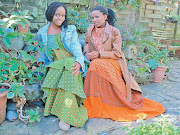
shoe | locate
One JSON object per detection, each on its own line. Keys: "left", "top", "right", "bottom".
{"left": 59, "top": 121, "right": 70, "bottom": 131}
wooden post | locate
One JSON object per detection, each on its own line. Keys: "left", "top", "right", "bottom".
{"left": 173, "top": 1, "right": 180, "bottom": 39}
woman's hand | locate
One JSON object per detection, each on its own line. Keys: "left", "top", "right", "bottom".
{"left": 89, "top": 51, "right": 100, "bottom": 60}
{"left": 85, "top": 52, "right": 90, "bottom": 61}
{"left": 71, "top": 62, "right": 81, "bottom": 76}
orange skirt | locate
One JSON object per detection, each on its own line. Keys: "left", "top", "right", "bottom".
{"left": 83, "top": 59, "right": 166, "bottom": 121}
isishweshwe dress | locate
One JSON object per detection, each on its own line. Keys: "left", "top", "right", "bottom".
{"left": 41, "top": 33, "right": 88, "bottom": 127}
{"left": 83, "top": 27, "right": 165, "bottom": 121}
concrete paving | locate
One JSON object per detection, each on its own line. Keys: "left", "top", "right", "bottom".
{"left": 0, "top": 58, "right": 179, "bottom": 135}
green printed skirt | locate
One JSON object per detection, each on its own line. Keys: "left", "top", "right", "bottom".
{"left": 41, "top": 58, "right": 88, "bottom": 127}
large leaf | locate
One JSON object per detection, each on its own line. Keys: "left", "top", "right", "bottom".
{"left": 19, "top": 50, "right": 29, "bottom": 61}
{"left": 31, "top": 12, "right": 38, "bottom": 18}
{"left": 6, "top": 33, "right": 17, "bottom": 38}
{"left": 28, "top": 45, "right": 34, "bottom": 51}
{"left": 18, "top": 10, "right": 24, "bottom": 16}
{"left": 37, "top": 75, "right": 42, "bottom": 82}
{"left": 30, "top": 56, "right": 35, "bottom": 63}
{"left": 0, "top": 28, "right": 5, "bottom": 36}
{"left": 3, "top": 38, "right": 11, "bottom": 48}
{"left": 0, "top": 20, "right": 5, "bottom": 25}
{"left": 7, "top": 92, "right": 15, "bottom": 99}
{"left": 17, "top": 90, "right": 24, "bottom": 97}
{"left": 23, "top": 10, "right": 29, "bottom": 16}
{"left": 36, "top": 115, "right": 40, "bottom": 122}
{"left": 0, "top": 10, "right": 8, "bottom": 17}
{"left": 10, "top": 64, "right": 18, "bottom": 71}
{"left": 9, "top": 60, "right": 18, "bottom": 65}
{"left": 29, "top": 117, "right": 36, "bottom": 123}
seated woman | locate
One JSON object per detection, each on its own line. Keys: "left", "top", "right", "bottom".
{"left": 83, "top": 6, "right": 166, "bottom": 121}
{"left": 37, "top": 2, "right": 88, "bottom": 130}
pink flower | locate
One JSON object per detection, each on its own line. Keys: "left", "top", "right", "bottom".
{"left": 141, "top": 65, "right": 143, "bottom": 67}
{"left": 34, "top": 41, "right": 38, "bottom": 45}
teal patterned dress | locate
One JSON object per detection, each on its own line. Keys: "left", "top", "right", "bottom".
{"left": 41, "top": 33, "right": 88, "bottom": 127}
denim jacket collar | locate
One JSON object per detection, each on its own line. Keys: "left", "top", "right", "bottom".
{"left": 37, "top": 23, "right": 68, "bottom": 46}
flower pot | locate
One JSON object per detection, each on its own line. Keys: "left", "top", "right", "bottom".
{"left": 18, "top": 24, "right": 29, "bottom": 33}
{"left": 0, "top": 90, "right": 8, "bottom": 124}
{"left": 152, "top": 66, "right": 168, "bottom": 83}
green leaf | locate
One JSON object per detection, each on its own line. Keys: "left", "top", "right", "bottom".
{"left": 10, "top": 64, "right": 18, "bottom": 71}
{"left": 6, "top": 33, "right": 17, "bottom": 38}
{"left": 0, "top": 29, "right": 5, "bottom": 36}
{"left": 29, "top": 80, "right": 34, "bottom": 84}
{"left": 18, "top": 10, "right": 24, "bottom": 16}
{"left": 3, "top": 38, "right": 11, "bottom": 48}
{"left": 29, "top": 117, "right": 36, "bottom": 123}
{"left": 17, "top": 90, "right": 24, "bottom": 97}
{"left": 37, "top": 75, "right": 42, "bottom": 82}
{"left": 0, "top": 10, "right": 8, "bottom": 17}
{"left": 9, "top": 60, "right": 18, "bottom": 65}
{"left": 31, "top": 12, "right": 38, "bottom": 18}
{"left": 20, "top": 69, "right": 24, "bottom": 75}
{"left": 2, "top": 77, "right": 7, "bottom": 80}
{"left": 18, "top": 74, "right": 23, "bottom": 82}
{"left": 15, "top": 0, "right": 20, "bottom": 2}
{"left": 36, "top": 116, "right": 40, "bottom": 122}
{"left": 30, "top": 56, "right": 35, "bottom": 63}
{"left": 23, "top": 10, "right": 29, "bottom": 16}
{"left": 28, "top": 45, "right": 34, "bottom": 51}
{"left": 7, "top": 92, "right": 15, "bottom": 99}
{"left": 20, "top": 50, "right": 29, "bottom": 61}
{"left": 0, "top": 20, "right": 5, "bottom": 25}
{"left": 27, "top": 73, "right": 32, "bottom": 78}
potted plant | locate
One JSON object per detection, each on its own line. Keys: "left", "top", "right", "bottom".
{"left": 0, "top": 9, "right": 38, "bottom": 57}
{"left": 147, "top": 47, "right": 170, "bottom": 83}
{"left": 13, "top": 10, "right": 38, "bottom": 33}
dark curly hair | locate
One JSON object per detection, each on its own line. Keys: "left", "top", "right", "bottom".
{"left": 91, "top": 6, "right": 116, "bottom": 26}
{"left": 45, "top": 2, "right": 68, "bottom": 28}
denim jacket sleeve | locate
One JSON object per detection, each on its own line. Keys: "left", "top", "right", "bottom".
{"left": 68, "top": 26, "right": 85, "bottom": 72}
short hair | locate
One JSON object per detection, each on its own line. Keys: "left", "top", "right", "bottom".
{"left": 91, "top": 6, "right": 116, "bottom": 26}
{"left": 45, "top": 2, "right": 68, "bottom": 28}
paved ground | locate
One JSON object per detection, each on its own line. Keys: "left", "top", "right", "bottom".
{"left": 0, "top": 58, "right": 180, "bottom": 135}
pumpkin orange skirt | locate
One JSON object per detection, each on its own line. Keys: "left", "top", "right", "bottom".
{"left": 83, "top": 59, "right": 166, "bottom": 121}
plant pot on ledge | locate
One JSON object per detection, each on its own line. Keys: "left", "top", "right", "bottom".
{"left": 18, "top": 24, "right": 29, "bottom": 34}
{"left": 0, "top": 83, "right": 11, "bottom": 124}
{"left": 152, "top": 66, "right": 168, "bottom": 83}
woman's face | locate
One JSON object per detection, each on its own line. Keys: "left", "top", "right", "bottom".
{"left": 91, "top": 10, "right": 107, "bottom": 28}
{"left": 52, "top": 6, "right": 66, "bottom": 26}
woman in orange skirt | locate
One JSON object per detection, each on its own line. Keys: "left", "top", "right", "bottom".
{"left": 83, "top": 6, "right": 166, "bottom": 121}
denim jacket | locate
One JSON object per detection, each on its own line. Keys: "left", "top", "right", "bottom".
{"left": 37, "top": 23, "right": 86, "bottom": 72}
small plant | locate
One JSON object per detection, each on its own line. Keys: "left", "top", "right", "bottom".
{"left": 25, "top": 107, "right": 41, "bottom": 123}
{"left": 123, "top": 115, "right": 180, "bottom": 135}
{"left": 7, "top": 83, "right": 24, "bottom": 100}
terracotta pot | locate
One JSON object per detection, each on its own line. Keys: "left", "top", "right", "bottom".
{"left": 152, "top": 66, "right": 168, "bottom": 83}
{"left": 0, "top": 91, "right": 8, "bottom": 124}
{"left": 18, "top": 24, "right": 29, "bottom": 33}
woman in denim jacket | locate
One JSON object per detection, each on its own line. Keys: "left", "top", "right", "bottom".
{"left": 37, "top": 2, "right": 88, "bottom": 131}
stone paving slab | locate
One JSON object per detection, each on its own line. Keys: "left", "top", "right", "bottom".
{"left": 0, "top": 59, "right": 180, "bottom": 135}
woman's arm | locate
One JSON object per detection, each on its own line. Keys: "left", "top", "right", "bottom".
{"left": 69, "top": 25, "right": 85, "bottom": 72}
{"left": 99, "top": 27, "right": 122, "bottom": 59}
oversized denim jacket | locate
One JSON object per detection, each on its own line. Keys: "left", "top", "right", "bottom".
{"left": 37, "top": 23, "right": 86, "bottom": 72}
